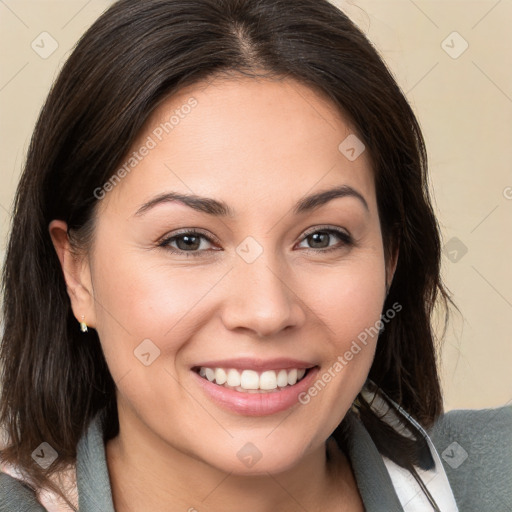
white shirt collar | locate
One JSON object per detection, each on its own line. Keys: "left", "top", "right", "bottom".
{"left": 361, "top": 385, "right": 459, "bottom": 511}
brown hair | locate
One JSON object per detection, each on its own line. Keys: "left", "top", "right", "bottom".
{"left": 0, "top": 0, "right": 454, "bottom": 508}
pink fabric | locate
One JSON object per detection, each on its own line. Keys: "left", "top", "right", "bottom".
{"left": 0, "top": 461, "right": 78, "bottom": 511}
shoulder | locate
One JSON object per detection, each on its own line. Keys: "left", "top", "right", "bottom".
{"left": 0, "top": 471, "right": 46, "bottom": 511}
{"left": 427, "top": 405, "right": 512, "bottom": 511}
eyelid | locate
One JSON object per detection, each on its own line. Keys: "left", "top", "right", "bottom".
{"left": 300, "top": 224, "right": 351, "bottom": 240}
{"left": 157, "top": 227, "right": 219, "bottom": 246}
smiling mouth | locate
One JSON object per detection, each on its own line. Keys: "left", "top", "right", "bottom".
{"left": 192, "top": 366, "right": 315, "bottom": 393}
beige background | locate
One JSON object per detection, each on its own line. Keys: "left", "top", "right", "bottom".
{"left": 0, "top": 0, "right": 510, "bottom": 412}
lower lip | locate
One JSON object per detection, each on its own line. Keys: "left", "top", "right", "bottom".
{"left": 191, "top": 367, "right": 320, "bottom": 416}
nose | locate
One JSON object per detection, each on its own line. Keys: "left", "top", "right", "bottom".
{"left": 220, "top": 252, "right": 307, "bottom": 338}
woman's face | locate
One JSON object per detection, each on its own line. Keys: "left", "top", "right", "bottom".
{"left": 58, "top": 76, "right": 396, "bottom": 474}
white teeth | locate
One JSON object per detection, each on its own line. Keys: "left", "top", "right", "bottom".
{"left": 226, "top": 368, "right": 241, "bottom": 387}
{"left": 197, "top": 366, "right": 310, "bottom": 391}
{"left": 259, "top": 370, "right": 278, "bottom": 390}
{"left": 214, "top": 368, "right": 227, "bottom": 385}
{"left": 276, "top": 369, "right": 289, "bottom": 387}
{"left": 240, "top": 370, "right": 259, "bottom": 390}
{"left": 287, "top": 369, "right": 298, "bottom": 386}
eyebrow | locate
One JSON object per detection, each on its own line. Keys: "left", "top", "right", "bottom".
{"left": 133, "top": 184, "right": 369, "bottom": 218}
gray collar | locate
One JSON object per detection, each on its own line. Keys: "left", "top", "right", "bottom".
{"left": 76, "top": 409, "right": 116, "bottom": 512}
{"left": 342, "top": 411, "right": 404, "bottom": 511}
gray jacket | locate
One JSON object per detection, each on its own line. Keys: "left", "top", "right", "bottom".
{"left": 1, "top": 404, "right": 511, "bottom": 511}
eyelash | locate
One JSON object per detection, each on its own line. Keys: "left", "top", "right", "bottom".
{"left": 157, "top": 226, "right": 354, "bottom": 258}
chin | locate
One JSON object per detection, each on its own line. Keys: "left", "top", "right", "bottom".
{"left": 199, "top": 436, "right": 314, "bottom": 476}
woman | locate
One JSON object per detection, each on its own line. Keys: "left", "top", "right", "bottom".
{"left": 0, "top": 0, "right": 510, "bottom": 510}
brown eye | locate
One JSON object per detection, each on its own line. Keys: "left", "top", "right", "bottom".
{"left": 297, "top": 227, "right": 353, "bottom": 253}
{"left": 158, "top": 230, "right": 216, "bottom": 257}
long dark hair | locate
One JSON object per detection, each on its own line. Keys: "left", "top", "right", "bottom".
{"left": 0, "top": 0, "right": 453, "bottom": 507}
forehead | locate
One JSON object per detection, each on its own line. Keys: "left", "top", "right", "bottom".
{"left": 98, "top": 75, "right": 375, "bottom": 219}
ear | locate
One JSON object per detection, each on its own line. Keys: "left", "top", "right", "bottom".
{"left": 48, "top": 219, "right": 97, "bottom": 330}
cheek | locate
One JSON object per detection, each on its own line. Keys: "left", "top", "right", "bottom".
{"left": 305, "top": 254, "right": 387, "bottom": 344}
{"left": 90, "top": 245, "right": 223, "bottom": 376}
{"left": 281, "top": 257, "right": 388, "bottom": 447}
{"left": 298, "top": 252, "right": 387, "bottom": 394}
{"left": 336, "top": 269, "right": 385, "bottom": 342}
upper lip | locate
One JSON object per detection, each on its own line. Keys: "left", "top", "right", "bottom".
{"left": 191, "top": 357, "right": 317, "bottom": 372}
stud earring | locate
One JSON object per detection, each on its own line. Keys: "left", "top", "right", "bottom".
{"left": 80, "top": 315, "right": 88, "bottom": 333}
